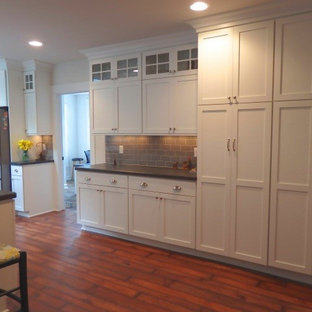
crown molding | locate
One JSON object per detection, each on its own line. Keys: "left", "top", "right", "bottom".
{"left": 0, "top": 58, "right": 23, "bottom": 71}
{"left": 22, "top": 60, "right": 53, "bottom": 72}
{"left": 188, "top": 0, "right": 312, "bottom": 32}
{"left": 81, "top": 30, "right": 197, "bottom": 60}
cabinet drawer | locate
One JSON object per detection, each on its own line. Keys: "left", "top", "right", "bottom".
{"left": 129, "top": 176, "right": 195, "bottom": 196}
{"left": 11, "top": 165, "right": 23, "bottom": 176}
{"left": 77, "top": 171, "right": 128, "bottom": 188}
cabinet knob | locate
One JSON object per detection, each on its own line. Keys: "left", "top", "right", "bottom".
{"left": 140, "top": 182, "right": 148, "bottom": 188}
{"left": 173, "top": 127, "right": 176, "bottom": 132}
{"left": 233, "top": 96, "right": 238, "bottom": 104}
{"left": 173, "top": 186, "right": 182, "bottom": 191}
{"left": 111, "top": 178, "right": 117, "bottom": 184}
{"left": 227, "top": 96, "right": 232, "bottom": 104}
{"left": 85, "top": 177, "right": 91, "bottom": 182}
{"left": 169, "top": 128, "right": 172, "bottom": 132}
{"left": 14, "top": 169, "right": 18, "bottom": 173}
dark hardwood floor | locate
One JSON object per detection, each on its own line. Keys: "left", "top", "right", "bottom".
{"left": 13, "top": 209, "right": 312, "bottom": 312}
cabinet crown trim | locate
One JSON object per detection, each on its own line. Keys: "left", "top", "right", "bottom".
{"left": 81, "top": 31, "right": 197, "bottom": 61}
{"left": 22, "top": 60, "right": 53, "bottom": 72}
{"left": 188, "top": 0, "right": 312, "bottom": 32}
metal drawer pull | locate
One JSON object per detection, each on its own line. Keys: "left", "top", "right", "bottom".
{"left": 85, "top": 177, "right": 91, "bottom": 182}
{"left": 140, "top": 182, "right": 148, "bottom": 188}
{"left": 173, "top": 186, "right": 182, "bottom": 191}
{"left": 111, "top": 179, "right": 117, "bottom": 184}
{"left": 233, "top": 139, "right": 236, "bottom": 152}
{"left": 227, "top": 139, "right": 230, "bottom": 151}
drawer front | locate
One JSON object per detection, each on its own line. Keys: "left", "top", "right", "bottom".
{"left": 129, "top": 176, "right": 195, "bottom": 196}
{"left": 11, "top": 165, "right": 23, "bottom": 176}
{"left": 77, "top": 171, "right": 128, "bottom": 188}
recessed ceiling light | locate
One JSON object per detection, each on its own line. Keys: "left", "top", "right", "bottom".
{"left": 28, "top": 41, "right": 43, "bottom": 47}
{"left": 190, "top": 1, "right": 209, "bottom": 11}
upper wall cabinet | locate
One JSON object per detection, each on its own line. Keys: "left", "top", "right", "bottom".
{"left": 23, "top": 61, "right": 52, "bottom": 136}
{"left": 143, "top": 44, "right": 198, "bottom": 79}
{"left": 90, "top": 54, "right": 141, "bottom": 83}
{"left": 274, "top": 12, "right": 312, "bottom": 101}
{"left": 198, "top": 20, "right": 274, "bottom": 105}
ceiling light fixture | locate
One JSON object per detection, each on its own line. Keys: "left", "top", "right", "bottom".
{"left": 28, "top": 40, "right": 43, "bottom": 47}
{"left": 190, "top": 1, "right": 209, "bottom": 11}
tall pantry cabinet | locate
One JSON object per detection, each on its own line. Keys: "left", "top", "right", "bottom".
{"left": 269, "top": 12, "right": 312, "bottom": 274}
{"left": 197, "top": 20, "right": 274, "bottom": 264}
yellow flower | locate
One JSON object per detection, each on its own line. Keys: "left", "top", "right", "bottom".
{"left": 17, "top": 139, "right": 33, "bottom": 151}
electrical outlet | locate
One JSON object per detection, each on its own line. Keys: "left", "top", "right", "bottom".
{"left": 194, "top": 147, "right": 197, "bottom": 157}
{"left": 119, "top": 145, "right": 124, "bottom": 154}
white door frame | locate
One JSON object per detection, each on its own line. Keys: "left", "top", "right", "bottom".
{"left": 53, "top": 82, "right": 89, "bottom": 211}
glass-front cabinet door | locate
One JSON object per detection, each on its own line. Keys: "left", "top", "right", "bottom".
{"left": 143, "top": 44, "right": 198, "bottom": 79}
{"left": 90, "top": 54, "right": 141, "bottom": 83}
{"left": 23, "top": 71, "right": 35, "bottom": 92}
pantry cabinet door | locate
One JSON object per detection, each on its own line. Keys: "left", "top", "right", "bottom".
{"left": 102, "top": 186, "right": 128, "bottom": 234}
{"left": 77, "top": 184, "right": 103, "bottom": 228}
{"left": 196, "top": 105, "right": 232, "bottom": 255}
{"left": 230, "top": 103, "right": 271, "bottom": 264}
{"left": 25, "top": 92, "right": 37, "bottom": 135}
{"left": 198, "top": 28, "right": 233, "bottom": 105}
{"left": 172, "top": 75, "right": 197, "bottom": 134}
{"left": 160, "top": 194, "right": 195, "bottom": 248}
{"left": 129, "top": 190, "right": 161, "bottom": 240}
{"left": 233, "top": 21, "right": 274, "bottom": 103}
{"left": 91, "top": 85, "right": 117, "bottom": 133}
{"left": 143, "top": 78, "right": 171, "bottom": 134}
{"left": 274, "top": 13, "right": 312, "bottom": 101}
{"left": 118, "top": 81, "right": 142, "bottom": 134}
{"left": 269, "top": 100, "right": 312, "bottom": 274}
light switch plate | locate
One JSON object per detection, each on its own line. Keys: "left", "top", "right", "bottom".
{"left": 194, "top": 147, "right": 197, "bottom": 157}
{"left": 119, "top": 145, "right": 124, "bottom": 154}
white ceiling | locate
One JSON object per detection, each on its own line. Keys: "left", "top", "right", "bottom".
{"left": 0, "top": 0, "right": 277, "bottom": 64}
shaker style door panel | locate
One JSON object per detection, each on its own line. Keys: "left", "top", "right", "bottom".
{"left": 233, "top": 21, "right": 274, "bottom": 103}
{"left": 91, "top": 86, "right": 117, "bottom": 133}
{"left": 198, "top": 28, "right": 233, "bottom": 105}
{"left": 230, "top": 103, "right": 271, "bottom": 264}
{"left": 196, "top": 105, "right": 232, "bottom": 255}
{"left": 118, "top": 81, "right": 142, "bottom": 134}
{"left": 25, "top": 92, "right": 37, "bottom": 135}
{"left": 274, "top": 13, "right": 312, "bottom": 100}
{"left": 269, "top": 101, "right": 312, "bottom": 274}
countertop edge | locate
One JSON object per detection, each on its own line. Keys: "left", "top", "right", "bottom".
{"left": 11, "top": 160, "right": 54, "bottom": 166}
{"left": 76, "top": 166, "right": 197, "bottom": 181}
{"left": 0, "top": 191, "right": 16, "bottom": 201}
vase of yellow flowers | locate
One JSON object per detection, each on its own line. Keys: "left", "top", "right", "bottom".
{"left": 18, "top": 139, "right": 33, "bottom": 162}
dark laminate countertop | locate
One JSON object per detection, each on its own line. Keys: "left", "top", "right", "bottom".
{"left": 0, "top": 191, "right": 16, "bottom": 201}
{"left": 11, "top": 159, "right": 54, "bottom": 166}
{"left": 76, "top": 164, "right": 197, "bottom": 181}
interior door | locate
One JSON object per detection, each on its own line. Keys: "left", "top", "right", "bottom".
{"left": 196, "top": 105, "right": 232, "bottom": 255}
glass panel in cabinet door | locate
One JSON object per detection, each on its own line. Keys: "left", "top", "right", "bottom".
{"left": 191, "top": 48, "right": 198, "bottom": 59}
{"left": 117, "top": 59, "right": 127, "bottom": 69}
{"left": 158, "top": 63, "right": 169, "bottom": 74}
{"left": 146, "top": 55, "right": 156, "bottom": 65}
{"left": 191, "top": 59, "right": 198, "bottom": 70}
{"left": 25, "top": 75, "right": 29, "bottom": 82}
{"left": 102, "top": 72, "right": 111, "bottom": 80}
{"left": 117, "top": 69, "right": 127, "bottom": 79}
{"left": 128, "top": 68, "right": 138, "bottom": 77}
{"left": 92, "top": 64, "right": 101, "bottom": 73}
{"left": 92, "top": 73, "right": 101, "bottom": 82}
{"left": 29, "top": 83, "right": 33, "bottom": 90}
{"left": 178, "top": 49, "right": 190, "bottom": 60}
{"left": 146, "top": 65, "right": 156, "bottom": 75}
{"left": 128, "top": 58, "right": 138, "bottom": 68}
{"left": 177, "top": 61, "right": 190, "bottom": 71}
{"left": 102, "top": 62, "right": 111, "bottom": 71}
{"left": 158, "top": 53, "right": 169, "bottom": 63}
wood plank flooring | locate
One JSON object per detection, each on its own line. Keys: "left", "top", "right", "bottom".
{"left": 13, "top": 209, "right": 312, "bottom": 312}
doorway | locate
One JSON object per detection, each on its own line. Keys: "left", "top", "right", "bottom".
{"left": 61, "top": 92, "right": 90, "bottom": 209}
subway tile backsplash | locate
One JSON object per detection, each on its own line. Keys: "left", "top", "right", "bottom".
{"left": 106, "top": 136, "right": 197, "bottom": 169}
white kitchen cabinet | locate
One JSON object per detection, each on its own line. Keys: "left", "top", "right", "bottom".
{"left": 197, "top": 103, "right": 271, "bottom": 264}
{"left": 23, "top": 61, "right": 52, "bottom": 135}
{"left": 269, "top": 100, "right": 312, "bottom": 274}
{"left": 274, "top": 13, "right": 312, "bottom": 101}
{"left": 143, "top": 44, "right": 197, "bottom": 80}
{"left": 129, "top": 176, "right": 196, "bottom": 248}
{"left": 91, "top": 54, "right": 141, "bottom": 83}
{"left": 91, "top": 80, "right": 142, "bottom": 134}
{"left": 198, "top": 20, "right": 273, "bottom": 105}
{"left": 11, "top": 163, "right": 55, "bottom": 217}
{"left": 143, "top": 75, "right": 197, "bottom": 134}
{"left": 76, "top": 171, "right": 129, "bottom": 234}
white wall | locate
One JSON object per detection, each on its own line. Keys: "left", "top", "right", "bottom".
{"left": 53, "top": 59, "right": 88, "bottom": 85}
